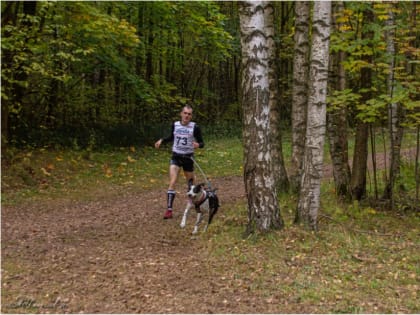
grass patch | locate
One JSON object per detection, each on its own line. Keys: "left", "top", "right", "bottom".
{"left": 1, "top": 137, "right": 244, "bottom": 205}
{"left": 203, "top": 200, "right": 420, "bottom": 313}
{"left": 3, "top": 129, "right": 418, "bottom": 205}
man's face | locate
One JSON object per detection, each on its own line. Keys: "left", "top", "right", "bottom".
{"left": 181, "top": 108, "right": 193, "bottom": 125}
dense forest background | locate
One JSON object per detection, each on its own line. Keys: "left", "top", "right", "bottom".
{"left": 2, "top": 1, "right": 242, "bottom": 147}
{"left": 2, "top": 1, "right": 419, "bottom": 149}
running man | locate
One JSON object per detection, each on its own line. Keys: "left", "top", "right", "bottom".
{"left": 154, "top": 105, "right": 205, "bottom": 219}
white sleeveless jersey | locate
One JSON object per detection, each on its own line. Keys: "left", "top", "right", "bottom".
{"left": 172, "top": 121, "right": 196, "bottom": 155}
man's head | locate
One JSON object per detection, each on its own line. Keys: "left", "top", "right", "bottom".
{"left": 180, "top": 105, "right": 193, "bottom": 125}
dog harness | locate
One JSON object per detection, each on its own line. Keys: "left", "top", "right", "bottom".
{"left": 194, "top": 190, "right": 208, "bottom": 211}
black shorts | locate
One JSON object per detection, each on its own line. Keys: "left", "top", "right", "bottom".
{"left": 170, "top": 153, "right": 194, "bottom": 172}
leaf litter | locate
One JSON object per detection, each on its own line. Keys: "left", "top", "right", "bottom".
{"left": 2, "top": 150, "right": 419, "bottom": 313}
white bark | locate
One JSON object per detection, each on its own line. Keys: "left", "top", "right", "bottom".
{"left": 239, "top": 1, "right": 283, "bottom": 234}
{"left": 384, "top": 6, "right": 404, "bottom": 201}
{"left": 297, "top": 1, "right": 331, "bottom": 230}
{"left": 291, "top": 1, "right": 310, "bottom": 192}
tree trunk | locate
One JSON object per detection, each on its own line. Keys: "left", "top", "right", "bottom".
{"left": 383, "top": 5, "right": 404, "bottom": 204}
{"left": 290, "top": 1, "right": 310, "bottom": 192}
{"left": 350, "top": 6, "right": 374, "bottom": 201}
{"left": 146, "top": 9, "right": 154, "bottom": 82}
{"left": 270, "top": 3, "right": 289, "bottom": 193}
{"left": 351, "top": 122, "right": 369, "bottom": 200}
{"left": 270, "top": 101, "right": 289, "bottom": 193}
{"left": 296, "top": 1, "right": 331, "bottom": 230}
{"left": 239, "top": 1, "right": 284, "bottom": 235}
{"left": 327, "top": 1, "right": 351, "bottom": 199}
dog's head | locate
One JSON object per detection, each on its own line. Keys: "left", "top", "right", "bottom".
{"left": 187, "top": 183, "right": 205, "bottom": 200}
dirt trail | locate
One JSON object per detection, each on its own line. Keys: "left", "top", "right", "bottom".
{"left": 1, "top": 177, "right": 249, "bottom": 314}
{"left": 1, "top": 148, "right": 417, "bottom": 313}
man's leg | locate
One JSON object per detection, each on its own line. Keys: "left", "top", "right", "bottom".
{"left": 184, "top": 171, "right": 195, "bottom": 190}
{"left": 164, "top": 164, "right": 180, "bottom": 219}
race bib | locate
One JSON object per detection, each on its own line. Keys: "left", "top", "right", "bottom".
{"left": 172, "top": 121, "right": 195, "bottom": 154}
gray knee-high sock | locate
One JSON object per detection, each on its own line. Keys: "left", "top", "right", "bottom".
{"left": 167, "top": 190, "right": 176, "bottom": 210}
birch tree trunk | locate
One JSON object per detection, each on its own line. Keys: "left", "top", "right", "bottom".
{"left": 296, "top": 1, "right": 331, "bottom": 230}
{"left": 327, "top": 1, "right": 351, "bottom": 199}
{"left": 383, "top": 5, "right": 404, "bottom": 204}
{"left": 239, "top": 1, "right": 284, "bottom": 235}
{"left": 270, "top": 4, "right": 289, "bottom": 193}
{"left": 291, "top": 1, "right": 310, "bottom": 193}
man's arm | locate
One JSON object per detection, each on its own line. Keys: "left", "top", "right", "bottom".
{"left": 161, "top": 123, "right": 175, "bottom": 144}
{"left": 155, "top": 123, "right": 175, "bottom": 148}
{"left": 193, "top": 124, "right": 204, "bottom": 148}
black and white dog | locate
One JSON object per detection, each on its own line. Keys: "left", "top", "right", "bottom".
{"left": 180, "top": 183, "right": 220, "bottom": 234}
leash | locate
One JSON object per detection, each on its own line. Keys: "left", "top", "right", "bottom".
{"left": 189, "top": 156, "right": 212, "bottom": 190}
